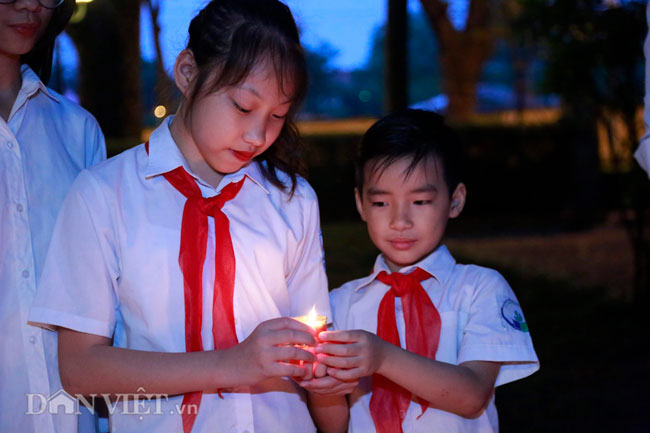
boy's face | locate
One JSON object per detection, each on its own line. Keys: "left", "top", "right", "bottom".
{"left": 355, "top": 156, "right": 465, "bottom": 272}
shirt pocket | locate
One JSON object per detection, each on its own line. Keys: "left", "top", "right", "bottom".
{"left": 436, "top": 310, "right": 461, "bottom": 364}
{"left": 118, "top": 223, "right": 186, "bottom": 351}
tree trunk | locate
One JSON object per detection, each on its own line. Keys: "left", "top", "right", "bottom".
{"left": 385, "top": 0, "right": 408, "bottom": 113}
{"left": 419, "top": 0, "right": 494, "bottom": 122}
{"left": 146, "top": 0, "right": 175, "bottom": 111}
{"left": 67, "top": 0, "right": 141, "bottom": 140}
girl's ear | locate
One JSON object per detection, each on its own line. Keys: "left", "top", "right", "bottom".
{"left": 449, "top": 182, "right": 467, "bottom": 219}
{"left": 174, "top": 49, "right": 198, "bottom": 98}
{"left": 354, "top": 188, "right": 367, "bottom": 222}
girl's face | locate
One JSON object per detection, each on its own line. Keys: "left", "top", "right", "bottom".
{"left": 0, "top": 0, "right": 53, "bottom": 59}
{"left": 183, "top": 61, "right": 293, "bottom": 178}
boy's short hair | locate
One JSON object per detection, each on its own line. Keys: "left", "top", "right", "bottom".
{"left": 355, "top": 109, "right": 464, "bottom": 197}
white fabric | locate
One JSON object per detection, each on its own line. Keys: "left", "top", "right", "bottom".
{"left": 29, "top": 117, "right": 330, "bottom": 433}
{"left": 0, "top": 65, "right": 106, "bottom": 433}
{"left": 635, "top": 1, "right": 650, "bottom": 176}
{"left": 330, "top": 245, "right": 539, "bottom": 433}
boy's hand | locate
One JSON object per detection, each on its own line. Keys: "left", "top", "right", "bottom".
{"left": 298, "top": 352, "right": 328, "bottom": 382}
{"left": 299, "top": 366, "right": 359, "bottom": 396}
{"left": 313, "top": 356, "right": 328, "bottom": 378}
{"left": 316, "top": 330, "right": 389, "bottom": 381}
{"left": 293, "top": 330, "right": 330, "bottom": 381}
{"left": 231, "top": 318, "right": 316, "bottom": 386}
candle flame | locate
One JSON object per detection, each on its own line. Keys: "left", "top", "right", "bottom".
{"left": 307, "top": 305, "right": 317, "bottom": 322}
{"left": 303, "top": 305, "right": 324, "bottom": 330}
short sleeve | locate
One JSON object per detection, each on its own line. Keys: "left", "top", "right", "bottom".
{"left": 28, "top": 171, "right": 119, "bottom": 338}
{"left": 84, "top": 115, "right": 107, "bottom": 168}
{"left": 328, "top": 286, "right": 348, "bottom": 331}
{"left": 456, "top": 269, "right": 539, "bottom": 386}
{"left": 284, "top": 181, "right": 332, "bottom": 322}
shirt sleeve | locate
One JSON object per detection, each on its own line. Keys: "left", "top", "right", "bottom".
{"left": 328, "top": 286, "right": 347, "bottom": 331}
{"left": 84, "top": 115, "right": 107, "bottom": 168}
{"left": 28, "top": 171, "right": 120, "bottom": 338}
{"left": 456, "top": 268, "right": 539, "bottom": 387}
{"left": 284, "top": 182, "right": 332, "bottom": 323}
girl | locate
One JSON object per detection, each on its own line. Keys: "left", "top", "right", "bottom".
{"left": 0, "top": 0, "right": 106, "bottom": 431}
{"left": 29, "top": 1, "right": 330, "bottom": 432}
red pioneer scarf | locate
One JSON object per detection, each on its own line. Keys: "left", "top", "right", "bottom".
{"left": 369, "top": 267, "right": 441, "bottom": 433}
{"left": 146, "top": 142, "right": 244, "bottom": 432}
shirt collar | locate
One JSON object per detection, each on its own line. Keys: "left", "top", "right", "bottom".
{"left": 9, "top": 66, "right": 59, "bottom": 120}
{"left": 20, "top": 65, "right": 58, "bottom": 102}
{"left": 144, "top": 115, "right": 269, "bottom": 195}
{"left": 354, "top": 244, "right": 456, "bottom": 292}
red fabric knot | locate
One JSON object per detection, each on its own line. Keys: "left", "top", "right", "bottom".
{"left": 145, "top": 144, "right": 245, "bottom": 433}
{"left": 196, "top": 186, "right": 240, "bottom": 216}
{"left": 376, "top": 267, "right": 430, "bottom": 297}
{"left": 370, "top": 267, "right": 441, "bottom": 433}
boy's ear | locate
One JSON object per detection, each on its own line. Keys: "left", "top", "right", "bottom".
{"left": 174, "top": 49, "right": 198, "bottom": 98}
{"left": 449, "top": 182, "right": 466, "bottom": 219}
{"left": 354, "top": 188, "right": 367, "bottom": 222}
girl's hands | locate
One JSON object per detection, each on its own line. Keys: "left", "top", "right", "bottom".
{"left": 315, "top": 330, "right": 389, "bottom": 381}
{"left": 229, "top": 317, "right": 317, "bottom": 386}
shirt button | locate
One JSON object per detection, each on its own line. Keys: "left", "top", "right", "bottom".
{"left": 6, "top": 141, "right": 13, "bottom": 148}
{"left": 22, "top": 269, "right": 30, "bottom": 278}
{"left": 17, "top": 204, "right": 24, "bottom": 212}
{"left": 29, "top": 336, "right": 36, "bottom": 344}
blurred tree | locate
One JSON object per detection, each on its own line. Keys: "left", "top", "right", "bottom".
{"left": 419, "top": 0, "right": 496, "bottom": 121}
{"left": 302, "top": 43, "right": 345, "bottom": 117}
{"left": 498, "top": 0, "right": 536, "bottom": 114}
{"left": 513, "top": 0, "right": 648, "bottom": 303}
{"left": 299, "top": 12, "right": 442, "bottom": 119}
{"left": 66, "top": 0, "right": 141, "bottom": 140}
{"left": 386, "top": 0, "right": 408, "bottom": 112}
{"left": 145, "top": 0, "right": 175, "bottom": 114}
{"left": 408, "top": 12, "right": 443, "bottom": 104}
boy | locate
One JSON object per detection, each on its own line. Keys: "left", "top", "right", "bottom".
{"left": 309, "top": 110, "right": 539, "bottom": 433}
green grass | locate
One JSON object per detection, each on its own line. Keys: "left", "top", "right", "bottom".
{"left": 321, "top": 221, "right": 649, "bottom": 432}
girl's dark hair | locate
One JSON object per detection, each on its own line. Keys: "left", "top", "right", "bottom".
{"left": 355, "top": 109, "right": 464, "bottom": 197}
{"left": 185, "top": 0, "right": 308, "bottom": 194}
{"left": 20, "top": 0, "right": 75, "bottom": 85}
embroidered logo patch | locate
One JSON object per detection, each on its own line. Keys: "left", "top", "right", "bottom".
{"left": 501, "top": 299, "right": 529, "bottom": 332}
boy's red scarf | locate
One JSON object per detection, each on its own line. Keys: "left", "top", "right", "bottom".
{"left": 370, "top": 268, "right": 441, "bottom": 433}
{"left": 146, "top": 142, "right": 244, "bottom": 433}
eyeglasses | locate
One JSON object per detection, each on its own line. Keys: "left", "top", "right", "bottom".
{"left": 0, "top": 0, "right": 65, "bottom": 10}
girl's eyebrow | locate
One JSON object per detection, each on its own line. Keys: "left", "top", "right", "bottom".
{"left": 239, "top": 84, "right": 262, "bottom": 98}
{"left": 239, "top": 84, "right": 293, "bottom": 105}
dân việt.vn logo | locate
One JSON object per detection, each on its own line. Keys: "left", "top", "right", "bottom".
{"left": 26, "top": 388, "right": 197, "bottom": 418}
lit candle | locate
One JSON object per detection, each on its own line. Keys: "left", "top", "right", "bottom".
{"left": 294, "top": 305, "right": 327, "bottom": 336}
{"left": 291, "top": 306, "right": 327, "bottom": 378}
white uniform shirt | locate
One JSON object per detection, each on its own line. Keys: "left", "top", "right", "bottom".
{"left": 330, "top": 245, "right": 539, "bottom": 433}
{"left": 29, "top": 117, "right": 330, "bottom": 433}
{"left": 0, "top": 65, "right": 106, "bottom": 433}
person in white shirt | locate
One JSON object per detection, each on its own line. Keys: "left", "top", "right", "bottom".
{"left": 0, "top": 0, "right": 106, "bottom": 432}
{"left": 306, "top": 110, "right": 539, "bottom": 433}
{"left": 29, "top": 1, "right": 330, "bottom": 432}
